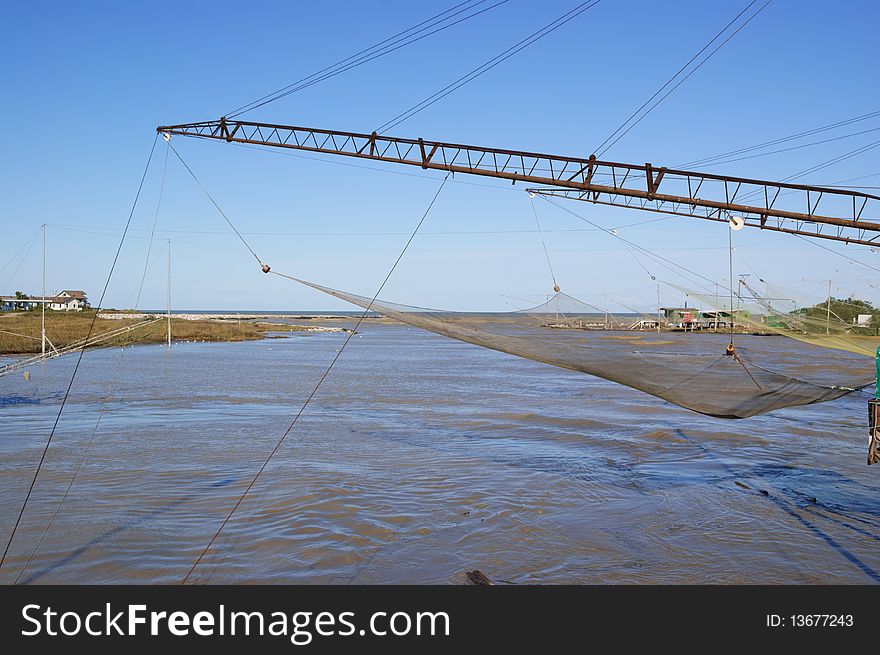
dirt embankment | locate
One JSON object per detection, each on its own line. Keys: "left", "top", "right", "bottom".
{"left": 0, "top": 310, "right": 345, "bottom": 354}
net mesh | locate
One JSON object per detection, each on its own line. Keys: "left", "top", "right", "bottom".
{"left": 672, "top": 279, "right": 880, "bottom": 358}
{"left": 519, "top": 292, "right": 660, "bottom": 330}
{"left": 288, "top": 277, "right": 873, "bottom": 419}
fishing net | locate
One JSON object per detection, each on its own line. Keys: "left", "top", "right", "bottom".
{"left": 520, "top": 292, "right": 661, "bottom": 331}
{"left": 672, "top": 279, "right": 880, "bottom": 358}
{"left": 286, "top": 277, "right": 873, "bottom": 419}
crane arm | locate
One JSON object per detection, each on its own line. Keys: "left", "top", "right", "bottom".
{"left": 157, "top": 117, "right": 880, "bottom": 247}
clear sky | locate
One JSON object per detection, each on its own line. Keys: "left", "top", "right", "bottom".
{"left": 2, "top": 0, "right": 879, "bottom": 312}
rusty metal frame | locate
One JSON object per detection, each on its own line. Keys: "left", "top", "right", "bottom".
{"left": 528, "top": 188, "right": 880, "bottom": 246}
{"left": 157, "top": 117, "right": 880, "bottom": 247}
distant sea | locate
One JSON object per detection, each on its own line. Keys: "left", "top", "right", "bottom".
{"left": 137, "top": 309, "right": 375, "bottom": 316}
{"left": 136, "top": 309, "right": 645, "bottom": 318}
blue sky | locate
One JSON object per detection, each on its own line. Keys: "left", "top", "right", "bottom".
{"left": 2, "top": 0, "right": 879, "bottom": 311}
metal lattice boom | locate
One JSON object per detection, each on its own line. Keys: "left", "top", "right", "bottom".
{"left": 157, "top": 118, "right": 880, "bottom": 247}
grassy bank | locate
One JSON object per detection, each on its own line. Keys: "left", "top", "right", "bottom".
{"left": 0, "top": 310, "right": 318, "bottom": 355}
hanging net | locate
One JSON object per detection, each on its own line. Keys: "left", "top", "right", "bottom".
{"left": 518, "top": 291, "right": 662, "bottom": 331}
{"left": 671, "top": 279, "right": 880, "bottom": 358}
{"left": 284, "top": 276, "right": 873, "bottom": 419}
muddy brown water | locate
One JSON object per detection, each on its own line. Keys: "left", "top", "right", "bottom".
{"left": 0, "top": 322, "right": 878, "bottom": 584}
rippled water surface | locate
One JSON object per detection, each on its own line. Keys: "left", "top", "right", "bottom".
{"left": 0, "top": 322, "right": 878, "bottom": 584}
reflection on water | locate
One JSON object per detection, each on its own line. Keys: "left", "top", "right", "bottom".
{"left": 0, "top": 323, "right": 878, "bottom": 584}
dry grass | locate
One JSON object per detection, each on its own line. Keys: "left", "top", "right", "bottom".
{"left": 0, "top": 310, "right": 310, "bottom": 354}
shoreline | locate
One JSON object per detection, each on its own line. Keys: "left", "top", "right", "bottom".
{"left": 0, "top": 310, "right": 353, "bottom": 356}
{"left": 97, "top": 312, "right": 380, "bottom": 321}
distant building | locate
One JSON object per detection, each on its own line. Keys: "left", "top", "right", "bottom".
{"left": 660, "top": 307, "right": 745, "bottom": 330}
{"left": 700, "top": 310, "right": 735, "bottom": 328}
{"left": 0, "top": 290, "right": 88, "bottom": 312}
{"left": 49, "top": 290, "right": 88, "bottom": 311}
{"left": 855, "top": 314, "right": 873, "bottom": 326}
{"left": 0, "top": 296, "right": 19, "bottom": 311}
{"left": 659, "top": 307, "right": 698, "bottom": 327}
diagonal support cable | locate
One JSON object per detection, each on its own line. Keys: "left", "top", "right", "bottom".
{"left": 177, "top": 166, "right": 450, "bottom": 583}
{"left": 0, "top": 134, "right": 159, "bottom": 574}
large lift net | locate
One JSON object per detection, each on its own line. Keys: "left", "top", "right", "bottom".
{"left": 673, "top": 280, "right": 880, "bottom": 359}
{"left": 287, "top": 277, "right": 871, "bottom": 419}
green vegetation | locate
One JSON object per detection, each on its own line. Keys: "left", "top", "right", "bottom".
{"left": 796, "top": 297, "right": 879, "bottom": 335}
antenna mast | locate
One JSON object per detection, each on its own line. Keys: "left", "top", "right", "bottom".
{"left": 167, "top": 238, "right": 172, "bottom": 349}
{"left": 41, "top": 224, "right": 46, "bottom": 358}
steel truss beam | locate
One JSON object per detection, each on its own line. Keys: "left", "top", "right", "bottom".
{"left": 527, "top": 189, "right": 880, "bottom": 247}
{"left": 157, "top": 118, "right": 880, "bottom": 247}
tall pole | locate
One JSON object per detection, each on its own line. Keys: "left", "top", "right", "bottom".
{"left": 603, "top": 293, "right": 608, "bottom": 330}
{"left": 166, "top": 238, "right": 172, "bottom": 348}
{"left": 656, "top": 284, "right": 661, "bottom": 332}
{"left": 714, "top": 283, "right": 719, "bottom": 332}
{"left": 41, "top": 224, "right": 46, "bottom": 357}
{"left": 871, "top": 346, "right": 880, "bottom": 465}
{"left": 876, "top": 346, "right": 879, "bottom": 400}
{"left": 728, "top": 226, "right": 735, "bottom": 349}
{"left": 826, "top": 279, "right": 832, "bottom": 335}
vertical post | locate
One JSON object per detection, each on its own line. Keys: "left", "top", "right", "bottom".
{"left": 603, "top": 293, "right": 608, "bottom": 330}
{"left": 714, "top": 283, "right": 719, "bottom": 333}
{"left": 871, "top": 400, "right": 880, "bottom": 465}
{"left": 655, "top": 287, "right": 660, "bottom": 331}
{"left": 728, "top": 228, "right": 735, "bottom": 346}
{"left": 868, "top": 347, "right": 880, "bottom": 465}
{"left": 41, "top": 223, "right": 46, "bottom": 357}
{"left": 826, "top": 280, "right": 832, "bottom": 335}
{"left": 166, "top": 239, "right": 172, "bottom": 349}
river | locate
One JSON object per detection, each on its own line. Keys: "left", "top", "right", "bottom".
{"left": 0, "top": 321, "right": 878, "bottom": 584}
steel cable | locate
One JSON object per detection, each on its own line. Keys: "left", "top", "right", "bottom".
{"left": 0, "top": 134, "right": 160, "bottom": 574}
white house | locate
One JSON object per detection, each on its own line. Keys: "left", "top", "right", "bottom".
{"left": 0, "top": 290, "right": 89, "bottom": 312}
{"left": 49, "top": 290, "right": 89, "bottom": 311}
